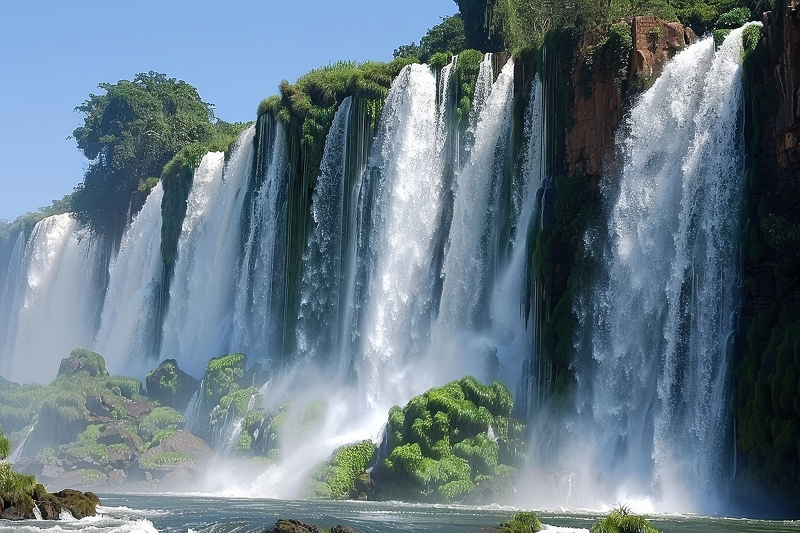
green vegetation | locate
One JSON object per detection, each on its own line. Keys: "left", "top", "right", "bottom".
{"left": 204, "top": 353, "right": 247, "bottom": 406}
{"left": 499, "top": 511, "right": 543, "bottom": 533}
{"left": 393, "top": 15, "right": 468, "bottom": 62}
{"left": 57, "top": 348, "right": 108, "bottom": 378}
{"left": 373, "top": 376, "right": 524, "bottom": 502}
{"left": 139, "top": 406, "right": 185, "bottom": 441}
{"left": 139, "top": 452, "right": 192, "bottom": 469}
{"left": 454, "top": 0, "right": 746, "bottom": 53}
{"left": 590, "top": 506, "right": 660, "bottom": 533}
{"left": 307, "top": 440, "right": 377, "bottom": 499}
{"left": 735, "top": 15, "right": 800, "bottom": 509}
{"left": 70, "top": 72, "right": 219, "bottom": 240}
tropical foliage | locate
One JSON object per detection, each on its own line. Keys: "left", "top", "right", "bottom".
{"left": 70, "top": 72, "right": 217, "bottom": 239}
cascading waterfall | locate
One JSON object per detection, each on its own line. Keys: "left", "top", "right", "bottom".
{"left": 232, "top": 121, "right": 287, "bottom": 363}
{"left": 160, "top": 127, "right": 255, "bottom": 376}
{"left": 94, "top": 183, "right": 165, "bottom": 374}
{"left": 491, "top": 73, "right": 545, "bottom": 405}
{"left": 0, "top": 232, "right": 26, "bottom": 360}
{"left": 570, "top": 27, "right": 751, "bottom": 510}
{"left": 2, "top": 214, "right": 106, "bottom": 383}
{"left": 436, "top": 58, "right": 515, "bottom": 334}
{"left": 354, "top": 63, "right": 448, "bottom": 408}
{"left": 297, "top": 97, "right": 353, "bottom": 364}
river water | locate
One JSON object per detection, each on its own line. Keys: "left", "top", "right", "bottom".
{"left": 1, "top": 495, "right": 796, "bottom": 532}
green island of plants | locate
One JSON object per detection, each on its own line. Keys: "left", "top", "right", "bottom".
{"left": 590, "top": 506, "right": 661, "bottom": 533}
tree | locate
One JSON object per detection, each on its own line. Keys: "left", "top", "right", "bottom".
{"left": 394, "top": 14, "right": 468, "bottom": 62}
{"left": 71, "top": 72, "right": 216, "bottom": 240}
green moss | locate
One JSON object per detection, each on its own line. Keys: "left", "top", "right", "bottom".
{"left": 35, "top": 446, "right": 57, "bottom": 465}
{"left": 139, "top": 452, "right": 192, "bottom": 469}
{"left": 499, "top": 511, "right": 543, "bottom": 533}
{"left": 204, "top": 353, "right": 247, "bottom": 405}
{"left": 102, "top": 376, "right": 141, "bottom": 399}
{"left": 219, "top": 387, "right": 259, "bottom": 417}
{"left": 307, "top": 440, "right": 377, "bottom": 499}
{"left": 454, "top": 49, "right": 483, "bottom": 125}
{"left": 139, "top": 406, "right": 185, "bottom": 441}
{"left": 58, "top": 348, "right": 108, "bottom": 378}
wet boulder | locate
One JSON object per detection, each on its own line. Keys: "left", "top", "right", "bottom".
{"left": 145, "top": 359, "right": 199, "bottom": 411}
{"left": 57, "top": 348, "right": 108, "bottom": 378}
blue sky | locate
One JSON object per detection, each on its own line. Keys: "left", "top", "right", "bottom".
{"left": 0, "top": 0, "right": 457, "bottom": 222}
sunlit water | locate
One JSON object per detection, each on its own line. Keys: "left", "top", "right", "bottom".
{"left": 0, "top": 495, "right": 795, "bottom": 533}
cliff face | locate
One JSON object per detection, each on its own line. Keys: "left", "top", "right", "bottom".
{"left": 566, "top": 17, "right": 693, "bottom": 178}
{"left": 732, "top": 1, "right": 800, "bottom": 515}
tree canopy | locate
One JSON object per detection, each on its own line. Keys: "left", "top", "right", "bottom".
{"left": 71, "top": 72, "right": 216, "bottom": 239}
{"left": 394, "top": 14, "right": 468, "bottom": 62}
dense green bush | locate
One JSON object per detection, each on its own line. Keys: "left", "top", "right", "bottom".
{"left": 590, "top": 506, "right": 660, "bottom": 533}
{"left": 499, "top": 511, "right": 543, "bottom": 533}
{"left": 394, "top": 15, "right": 467, "bottom": 62}
{"left": 375, "top": 376, "right": 524, "bottom": 502}
{"left": 307, "top": 440, "right": 377, "bottom": 499}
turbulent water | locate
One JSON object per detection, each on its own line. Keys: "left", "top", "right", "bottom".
{"left": 1, "top": 495, "right": 796, "bottom": 533}
{"left": 0, "top": 31, "right": 755, "bottom": 515}
{"left": 562, "top": 27, "right": 752, "bottom": 511}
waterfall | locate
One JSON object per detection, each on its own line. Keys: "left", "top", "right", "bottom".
{"left": 572, "top": 27, "right": 751, "bottom": 509}
{"left": 491, "top": 74, "right": 545, "bottom": 410}
{"left": 355, "top": 63, "right": 449, "bottom": 408}
{"left": 159, "top": 127, "right": 255, "bottom": 377}
{"left": 0, "top": 232, "right": 26, "bottom": 363}
{"left": 2, "top": 214, "right": 106, "bottom": 383}
{"left": 297, "top": 97, "right": 353, "bottom": 364}
{"left": 232, "top": 120, "right": 288, "bottom": 365}
{"left": 94, "top": 183, "right": 164, "bottom": 374}
{"left": 436, "top": 58, "right": 515, "bottom": 334}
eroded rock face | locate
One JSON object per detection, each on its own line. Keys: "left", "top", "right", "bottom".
{"left": 631, "top": 17, "right": 695, "bottom": 81}
{"left": 566, "top": 18, "right": 692, "bottom": 178}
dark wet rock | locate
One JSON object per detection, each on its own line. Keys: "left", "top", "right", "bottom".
{"left": 145, "top": 359, "right": 200, "bottom": 412}
{"left": 2, "top": 506, "right": 25, "bottom": 520}
{"left": 98, "top": 422, "right": 144, "bottom": 449}
{"left": 330, "top": 526, "right": 360, "bottom": 533}
{"left": 265, "top": 519, "right": 322, "bottom": 533}
{"left": 53, "top": 489, "right": 99, "bottom": 519}
{"left": 136, "top": 430, "right": 211, "bottom": 473}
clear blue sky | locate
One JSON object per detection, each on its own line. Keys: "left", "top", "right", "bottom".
{"left": 0, "top": 0, "right": 457, "bottom": 222}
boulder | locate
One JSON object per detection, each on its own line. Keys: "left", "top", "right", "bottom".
{"left": 265, "top": 519, "right": 322, "bottom": 533}
{"left": 98, "top": 422, "right": 144, "bottom": 449}
{"left": 330, "top": 526, "right": 360, "bottom": 533}
{"left": 145, "top": 359, "right": 200, "bottom": 411}
{"left": 137, "top": 430, "right": 211, "bottom": 473}
{"left": 53, "top": 489, "right": 99, "bottom": 519}
{"left": 57, "top": 348, "right": 108, "bottom": 378}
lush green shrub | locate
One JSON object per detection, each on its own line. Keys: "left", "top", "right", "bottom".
{"left": 376, "top": 376, "right": 523, "bottom": 502}
{"left": 716, "top": 6, "right": 751, "bottom": 27}
{"left": 394, "top": 15, "right": 467, "bottom": 63}
{"left": 204, "top": 353, "right": 247, "bottom": 405}
{"left": 590, "top": 506, "right": 660, "bottom": 533}
{"left": 499, "top": 511, "right": 543, "bottom": 533}
{"left": 103, "top": 376, "right": 141, "bottom": 399}
{"left": 139, "top": 406, "right": 185, "bottom": 441}
{"left": 308, "top": 440, "right": 377, "bottom": 499}
{"left": 0, "top": 428, "right": 9, "bottom": 459}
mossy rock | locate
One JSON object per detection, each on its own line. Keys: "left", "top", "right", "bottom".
{"left": 307, "top": 440, "right": 377, "bottom": 499}
{"left": 57, "top": 348, "right": 108, "bottom": 378}
{"left": 139, "top": 406, "right": 185, "bottom": 442}
{"left": 203, "top": 353, "right": 247, "bottom": 406}
{"left": 53, "top": 488, "right": 99, "bottom": 519}
{"left": 499, "top": 511, "right": 543, "bottom": 533}
{"left": 145, "top": 359, "right": 199, "bottom": 411}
